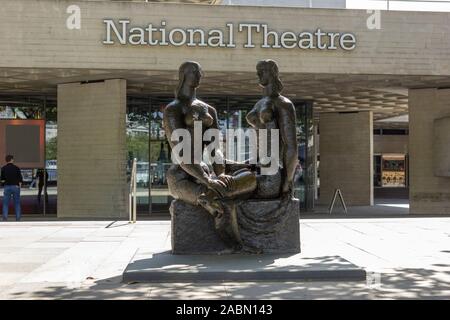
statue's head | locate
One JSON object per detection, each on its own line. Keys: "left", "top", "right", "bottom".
{"left": 176, "top": 61, "right": 203, "bottom": 99}
{"left": 256, "top": 59, "right": 283, "bottom": 94}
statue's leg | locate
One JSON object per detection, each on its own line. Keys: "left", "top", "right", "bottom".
{"left": 166, "top": 165, "right": 206, "bottom": 205}
{"left": 167, "top": 165, "right": 240, "bottom": 251}
{"left": 225, "top": 162, "right": 252, "bottom": 175}
{"left": 254, "top": 169, "right": 282, "bottom": 199}
{"left": 214, "top": 201, "right": 243, "bottom": 252}
{"left": 166, "top": 164, "right": 223, "bottom": 217}
{"left": 222, "top": 165, "right": 258, "bottom": 199}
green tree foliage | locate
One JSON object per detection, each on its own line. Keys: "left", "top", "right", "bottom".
{"left": 127, "top": 133, "right": 149, "bottom": 162}
{"left": 46, "top": 136, "right": 57, "bottom": 160}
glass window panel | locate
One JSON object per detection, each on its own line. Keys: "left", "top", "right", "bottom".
{"left": 127, "top": 96, "right": 151, "bottom": 214}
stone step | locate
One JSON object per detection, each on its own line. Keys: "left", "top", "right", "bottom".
{"left": 123, "top": 250, "right": 366, "bottom": 283}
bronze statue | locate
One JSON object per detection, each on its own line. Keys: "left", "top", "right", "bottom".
{"left": 163, "top": 61, "right": 256, "bottom": 218}
{"left": 247, "top": 59, "right": 298, "bottom": 199}
{"left": 165, "top": 60, "right": 300, "bottom": 254}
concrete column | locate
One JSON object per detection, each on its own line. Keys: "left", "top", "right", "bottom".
{"left": 57, "top": 79, "right": 127, "bottom": 218}
{"left": 319, "top": 111, "right": 373, "bottom": 206}
{"left": 409, "top": 88, "right": 450, "bottom": 214}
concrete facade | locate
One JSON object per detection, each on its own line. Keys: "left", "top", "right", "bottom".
{"left": 373, "top": 135, "right": 408, "bottom": 155}
{"left": 316, "top": 134, "right": 408, "bottom": 155}
{"left": 409, "top": 88, "right": 450, "bottom": 214}
{"left": 433, "top": 116, "right": 450, "bottom": 177}
{"left": 57, "top": 79, "right": 127, "bottom": 218}
{"left": 319, "top": 112, "right": 374, "bottom": 206}
{"left": 1, "top": 1, "right": 450, "bottom": 76}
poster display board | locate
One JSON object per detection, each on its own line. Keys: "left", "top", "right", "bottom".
{"left": 0, "top": 119, "right": 45, "bottom": 168}
{"left": 381, "top": 155, "right": 406, "bottom": 187}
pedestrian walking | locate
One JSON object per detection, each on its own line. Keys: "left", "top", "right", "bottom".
{"left": 1, "top": 155, "right": 23, "bottom": 221}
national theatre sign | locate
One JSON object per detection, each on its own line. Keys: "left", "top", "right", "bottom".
{"left": 103, "top": 19, "right": 356, "bottom": 50}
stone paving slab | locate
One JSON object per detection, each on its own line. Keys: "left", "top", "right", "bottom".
{"left": 123, "top": 250, "right": 366, "bottom": 283}
{"left": 222, "top": 281, "right": 370, "bottom": 300}
{"left": 0, "top": 218, "right": 449, "bottom": 299}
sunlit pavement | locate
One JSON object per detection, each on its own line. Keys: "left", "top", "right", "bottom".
{"left": 0, "top": 217, "right": 449, "bottom": 300}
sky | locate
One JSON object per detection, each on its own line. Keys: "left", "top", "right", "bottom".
{"left": 346, "top": 0, "right": 450, "bottom": 11}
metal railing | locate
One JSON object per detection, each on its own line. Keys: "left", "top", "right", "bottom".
{"left": 129, "top": 158, "right": 137, "bottom": 223}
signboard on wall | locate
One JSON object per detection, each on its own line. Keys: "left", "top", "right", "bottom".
{"left": 0, "top": 120, "right": 45, "bottom": 168}
{"left": 102, "top": 20, "right": 357, "bottom": 51}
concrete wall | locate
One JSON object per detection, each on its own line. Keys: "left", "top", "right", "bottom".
{"left": 373, "top": 135, "right": 408, "bottom": 154}
{"left": 319, "top": 111, "right": 373, "bottom": 206}
{"left": 57, "top": 79, "right": 127, "bottom": 218}
{"left": 1, "top": 0, "right": 450, "bottom": 76}
{"left": 433, "top": 116, "right": 450, "bottom": 177}
{"left": 317, "top": 133, "right": 408, "bottom": 155}
{"left": 409, "top": 88, "right": 450, "bottom": 214}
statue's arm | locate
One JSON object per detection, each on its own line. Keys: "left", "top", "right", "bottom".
{"left": 163, "top": 104, "right": 211, "bottom": 185}
{"left": 208, "top": 105, "right": 226, "bottom": 176}
{"left": 276, "top": 99, "right": 299, "bottom": 194}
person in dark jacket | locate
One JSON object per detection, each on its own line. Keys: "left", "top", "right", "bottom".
{"left": 1, "top": 155, "right": 23, "bottom": 221}
{"left": 36, "top": 168, "right": 49, "bottom": 205}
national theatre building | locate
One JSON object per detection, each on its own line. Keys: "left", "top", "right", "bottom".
{"left": 1, "top": 0, "right": 449, "bottom": 218}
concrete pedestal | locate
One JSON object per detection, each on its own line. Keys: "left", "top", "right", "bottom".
{"left": 170, "top": 198, "right": 300, "bottom": 255}
{"left": 123, "top": 250, "right": 366, "bottom": 283}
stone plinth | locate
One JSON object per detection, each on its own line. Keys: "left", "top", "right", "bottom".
{"left": 123, "top": 250, "right": 366, "bottom": 283}
{"left": 170, "top": 198, "right": 300, "bottom": 255}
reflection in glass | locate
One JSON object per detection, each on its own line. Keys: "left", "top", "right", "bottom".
{"left": 293, "top": 101, "right": 314, "bottom": 211}
{"left": 0, "top": 105, "right": 43, "bottom": 120}
{"left": 149, "top": 98, "right": 173, "bottom": 214}
{"left": 126, "top": 96, "right": 151, "bottom": 214}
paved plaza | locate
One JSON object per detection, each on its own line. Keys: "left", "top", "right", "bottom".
{"left": 0, "top": 217, "right": 449, "bottom": 299}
